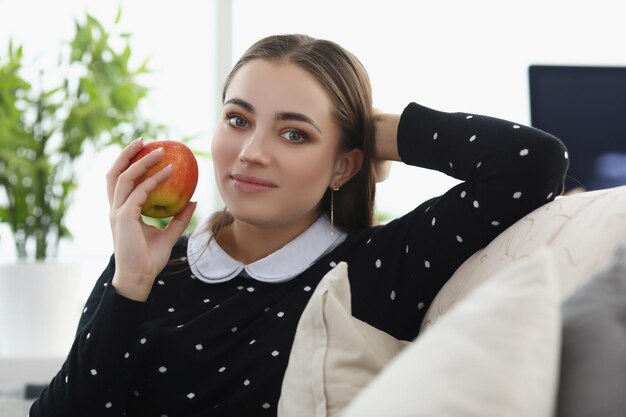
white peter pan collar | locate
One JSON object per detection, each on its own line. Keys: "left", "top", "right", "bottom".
{"left": 187, "top": 215, "right": 347, "bottom": 284}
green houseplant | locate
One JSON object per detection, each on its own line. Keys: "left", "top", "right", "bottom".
{"left": 0, "top": 10, "right": 165, "bottom": 261}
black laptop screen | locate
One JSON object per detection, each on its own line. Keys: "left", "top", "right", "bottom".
{"left": 529, "top": 65, "right": 626, "bottom": 192}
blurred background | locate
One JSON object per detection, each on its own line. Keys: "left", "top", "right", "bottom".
{"left": 2, "top": 0, "right": 626, "bottom": 265}
{"left": 1, "top": 0, "right": 625, "bottom": 393}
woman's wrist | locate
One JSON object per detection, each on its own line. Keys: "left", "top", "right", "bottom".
{"left": 112, "top": 272, "right": 153, "bottom": 302}
{"left": 373, "top": 111, "right": 401, "bottom": 161}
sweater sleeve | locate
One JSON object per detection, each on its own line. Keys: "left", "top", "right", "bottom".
{"left": 349, "top": 102, "right": 568, "bottom": 339}
{"left": 396, "top": 102, "right": 568, "bottom": 255}
{"left": 29, "top": 256, "right": 150, "bottom": 417}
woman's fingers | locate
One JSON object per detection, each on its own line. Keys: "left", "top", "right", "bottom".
{"left": 106, "top": 138, "right": 144, "bottom": 205}
{"left": 110, "top": 146, "right": 166, "bottom": 212}
{"left": 117, "top": 163, "right": 173, "bottom": 215}
{"left": 163, "top": 201, "right": 197, "bottom": 246}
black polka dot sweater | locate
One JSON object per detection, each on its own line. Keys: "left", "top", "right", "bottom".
{"left": 30, "top": 102, "right": 568, "bottom": 417}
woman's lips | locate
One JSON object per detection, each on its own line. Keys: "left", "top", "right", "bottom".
{"left": 231, "top": 173, "right": 278, "bottom": 192}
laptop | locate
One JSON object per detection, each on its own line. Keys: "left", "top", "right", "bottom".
{"left": 528, "top": 65, "right": 626, "bottom": 192}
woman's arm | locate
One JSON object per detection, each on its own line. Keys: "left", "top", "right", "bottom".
{"left": 30, "top": 138, "right": 196, "bottom": 415}
{"left": 397, "top": 101, "right": 568, "bottom": 272}
{"left": 29, "top": 257, "right": 149, "bottom": 416}
{"left": 373, "top": 111, "right": 401, "bottom": 162}
{"left": 349, "top": 102, "right": 568, "bottom": 340}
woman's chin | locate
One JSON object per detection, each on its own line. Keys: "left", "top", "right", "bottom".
{"left": 227, "top": 209, "right": 277, "bottom": 228}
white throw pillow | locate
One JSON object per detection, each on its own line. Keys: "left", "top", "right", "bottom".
{"left": 278, "top": 262, "right": 410, "bottom": 417}
{"left": 342, "top": 248, "right": 561, "bottom": 417}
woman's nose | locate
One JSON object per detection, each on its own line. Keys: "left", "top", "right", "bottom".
{"left": 238, "top": 130, "right": 271, "bottom": 166}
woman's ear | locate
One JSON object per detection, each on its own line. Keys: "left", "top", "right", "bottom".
{"left": 332, "top": 148, "right": 363, "bottom": 187}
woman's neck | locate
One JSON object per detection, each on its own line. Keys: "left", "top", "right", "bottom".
{"left": 216, "top": 211, "right": 321, "bottom": 264}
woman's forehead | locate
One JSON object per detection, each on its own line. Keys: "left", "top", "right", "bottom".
{"left": 224, "top": 60, "right": 334, "bottom": 119}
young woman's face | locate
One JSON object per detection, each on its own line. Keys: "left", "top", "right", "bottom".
{"left": 211, "top": 59, "right": 347, "bottom": 229}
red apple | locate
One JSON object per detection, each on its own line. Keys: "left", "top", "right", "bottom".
{"left": 130, "top": 140, "right": 199, "bottom": 218}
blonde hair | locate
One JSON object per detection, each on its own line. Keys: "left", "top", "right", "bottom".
{"left": 208, "top": 34, "right": 376, "bottom": 237}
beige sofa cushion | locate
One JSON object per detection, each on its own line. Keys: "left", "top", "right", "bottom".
{"left": 278, "top": 262, "right": 409, "bottom": 417}
{"left": 422, "top": 185, "right": 626, "bottom": 330}
{"left": 342, "top": 248, "right": 561, "bottom": 417}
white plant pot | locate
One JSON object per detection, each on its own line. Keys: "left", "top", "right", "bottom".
{"left": 0, "top": 262, "right": 85, "bottom": 359}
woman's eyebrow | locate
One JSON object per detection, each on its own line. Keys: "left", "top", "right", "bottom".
{"left": 224, "top": 97, "right": 322, "bottom": 134}
{"left": 277, "top": 112, "right": 322, "bottom": 134}
{"left": 224, "top": 98, "right": 255, "bottom": 113}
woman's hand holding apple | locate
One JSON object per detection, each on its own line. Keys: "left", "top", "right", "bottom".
{"left": 106, "top": 138, "right": 197, "bottom": 302}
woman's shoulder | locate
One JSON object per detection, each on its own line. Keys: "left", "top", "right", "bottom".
{"left": 341, "top": 199, "right": 434, "bottom": 252}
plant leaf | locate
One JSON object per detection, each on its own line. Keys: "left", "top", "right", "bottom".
{"left": 114, "top": 4, "right": 122, "bottom": 24}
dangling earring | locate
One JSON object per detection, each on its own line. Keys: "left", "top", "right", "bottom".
{"left": 330, "top": 183, "right": 340, "bottom": 236}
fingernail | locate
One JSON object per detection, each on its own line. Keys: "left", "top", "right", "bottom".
{"left": 151, "top": 147, "right": 164, "bottom": 155}
{"left": 131, "top": 137, "right": 143, "bottom": 144}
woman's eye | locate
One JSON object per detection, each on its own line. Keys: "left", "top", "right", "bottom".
{"left": 227, "top": 114, "right": 248, "bottom": 128}
{"left": 281, "top": 130, "right": 307, "bottom": 143}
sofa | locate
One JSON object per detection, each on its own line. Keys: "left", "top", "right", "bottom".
{"left": 278, "top": 185, "right": 626, "bottom": 417}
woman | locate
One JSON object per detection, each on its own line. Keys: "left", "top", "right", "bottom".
{"left": 31, "top": 34, "right": 568, "bottom": 416}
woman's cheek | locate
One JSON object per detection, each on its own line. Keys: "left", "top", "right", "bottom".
{"left": 288, "top": 156, "right": 331, "bottom": 192}
{"left": 211, "top": 133, "right": 237, "bottom": 169}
